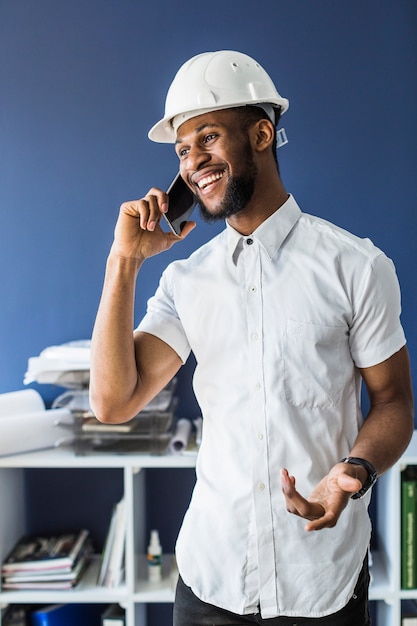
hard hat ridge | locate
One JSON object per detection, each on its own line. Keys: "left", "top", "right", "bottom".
{"left": 148, "top": 50, "right": 289, "bottom": 143}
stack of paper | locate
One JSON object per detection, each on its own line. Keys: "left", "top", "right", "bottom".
{"left": 24, "top": 340, "right": 91, "bottom": 387}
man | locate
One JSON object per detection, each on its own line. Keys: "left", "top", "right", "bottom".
{"left": 90, "top": 51, "right": 414, "bottom": 624}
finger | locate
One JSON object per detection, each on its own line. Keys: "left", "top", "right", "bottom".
{"left": 137, "top": 195, "right": 159, "bottom": 231}
{"left": 120, "top": 199, "right": 141, "bottom": 218}
{"left": 280, "top": 469, "right": 325, "bottom": 521}
{"left": 304, "top": 509, "right": 339, "bottom": 532}
{"left": 280, "top": 468, "right": 296, "bottom": 493}
{"left": 141, "top": 188, "right": 169, "bottom": 231}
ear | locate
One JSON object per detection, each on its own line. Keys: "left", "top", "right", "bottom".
{"left": 250, "top": 118, "right": 275, "bottom": 153}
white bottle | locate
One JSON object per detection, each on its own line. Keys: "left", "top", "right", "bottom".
{"left": 147, "top": 529, "right": 162, "bottom": 583}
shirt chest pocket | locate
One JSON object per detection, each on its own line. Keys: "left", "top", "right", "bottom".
{"left": 283, "top": 320, "right": 350, "bottom": 409}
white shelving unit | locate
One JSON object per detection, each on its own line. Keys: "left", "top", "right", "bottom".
{"left": 369, "top": 431, "right": 417, "bottom": 625}
{"left": 1, "top": 434, "right": 417, "bottom": 626}
{"left": 0, "top": 448, "right": 197, "bottom": 626}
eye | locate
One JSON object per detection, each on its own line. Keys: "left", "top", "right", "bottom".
{"left": 204, "top": 133, "right": 217, "bottom": 144}
{"left": 176, "top": 146, "right": 190, "bottom": 159}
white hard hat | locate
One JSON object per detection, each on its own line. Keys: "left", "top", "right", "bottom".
{"left": 148, "top": 50, "right": 289, "bottom": 143}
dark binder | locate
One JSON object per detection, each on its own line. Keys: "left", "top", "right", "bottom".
{"left": 30, "top": 603, "right": 104, "bottom": 626}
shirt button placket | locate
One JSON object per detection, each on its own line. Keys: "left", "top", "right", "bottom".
{"left": 245, "top": 239, "right": 277, "bottom": 614}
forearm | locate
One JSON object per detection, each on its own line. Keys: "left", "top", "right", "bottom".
{"left": 349, "top": 347, "right": 414, "bottom": 476}
{"left": 90, "top": 249, "right": 144, "bottom": 423}
{"left": 349, "top": 402, "right": 414, "bottom": 477}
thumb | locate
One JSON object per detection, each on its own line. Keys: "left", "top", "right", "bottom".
{"left": 176, "top": 221, "right": 196, "bottom": 239}
{"left": 337, "top": 473, "right": 363, "bottom": 494}
{"left": 165, "top": 221, "right": 196, "bottom": 244}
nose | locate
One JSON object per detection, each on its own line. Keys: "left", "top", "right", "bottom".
{"left": 183, "top": 143, "right": 211, "bottom": 176}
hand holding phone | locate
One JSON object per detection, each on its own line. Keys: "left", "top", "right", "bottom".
{"left": 163, "top": 173, "right": 197, "bottom": 236}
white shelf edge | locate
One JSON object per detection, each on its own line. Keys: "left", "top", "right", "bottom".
{"left": 0, "top": 448, "right": 197, "bottom": 469}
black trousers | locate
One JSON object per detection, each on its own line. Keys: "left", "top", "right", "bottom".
{"left": 173, "top": 558, "right": 371, "bottom": 625}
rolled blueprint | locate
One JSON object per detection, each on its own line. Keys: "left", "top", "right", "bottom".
{"left": 0, "top": 389, "right": 45, "bottom": 417}
{"left": 169, "top": 418, "right": 192, "bottom": 454}
{"left": 193, "top": 417, "right": 203, "bottom": 446}
{"left": 0, "top": 390, "right": 70, "bottom": 457}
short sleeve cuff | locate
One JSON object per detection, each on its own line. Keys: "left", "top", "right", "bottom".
{"left": 351, "top": 325, "right": 406, "bottom": 369}
{"left": 137, "top": 313, "right": 191, "bottom": 364}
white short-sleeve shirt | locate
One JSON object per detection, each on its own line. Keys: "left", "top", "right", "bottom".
{"left": 137, "top": 195, "right": 406, "bottom": 619}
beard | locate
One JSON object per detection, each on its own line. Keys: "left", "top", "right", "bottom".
{"left": 197, "top": 144, "right": 258, "bottom": 223}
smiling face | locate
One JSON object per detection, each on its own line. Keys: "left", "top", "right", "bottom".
{"left": 175, "top": 109, "right": 259, "bottom": 223}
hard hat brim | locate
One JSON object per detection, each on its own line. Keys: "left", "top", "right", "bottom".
{"left": 148, "top": 98, "right": 289, "bottom": 144}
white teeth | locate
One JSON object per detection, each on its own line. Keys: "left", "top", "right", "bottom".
{"left": 197, "top": 172, "right": 223, "bottom": 189}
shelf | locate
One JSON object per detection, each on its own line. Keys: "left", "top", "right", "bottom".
{"left": 2, "top": 435, "right": 417, "bottom": 625}
{"left": 0, "top": 451, "right": 196, "bottom": 626}
{"left": 0, "top": 448, "right": 197, "bottom": 469}
{"left": 134, "top": 555, "right": 177, "bottom": 603}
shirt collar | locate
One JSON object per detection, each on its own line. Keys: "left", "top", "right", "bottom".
{"left": 226, "top": 194, "right": 302, "bottom": 262}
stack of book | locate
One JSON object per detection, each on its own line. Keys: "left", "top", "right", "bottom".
{"left": 1, "top": 529, "right": 91, "bottom": 590}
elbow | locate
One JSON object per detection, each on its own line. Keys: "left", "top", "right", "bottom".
{"left": 89, "top": 388, "right": 138, "bottom": 424}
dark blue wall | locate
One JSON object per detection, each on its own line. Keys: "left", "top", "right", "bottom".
{"left": 1, "top": 0, "right": 416, "bottom": 408}
{"left": 1, "top": 2, "right": 416, "bottom": 624}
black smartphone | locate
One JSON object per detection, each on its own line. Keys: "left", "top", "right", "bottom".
{"left": 164, "top": 173, "right": 197, "bottom": 236}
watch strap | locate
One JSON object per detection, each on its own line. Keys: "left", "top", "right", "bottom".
{"left": 340, "top": 456, "right": 377, "bottom": 499}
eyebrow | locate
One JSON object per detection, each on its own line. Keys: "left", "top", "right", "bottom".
{"left": 175, "top": 122, "right": 221, "bottom": 145}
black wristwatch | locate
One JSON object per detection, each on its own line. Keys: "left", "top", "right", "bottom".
{"left": 340, "top": 456, "right": 378, "bottom": 499}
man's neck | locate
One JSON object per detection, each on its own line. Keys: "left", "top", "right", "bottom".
{"left": 227, "top": 177, "right": 288, "bottom": 236}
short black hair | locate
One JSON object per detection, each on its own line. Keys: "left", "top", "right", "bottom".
{"left": 235, "top": 105, "right": 282, "bottom": 169}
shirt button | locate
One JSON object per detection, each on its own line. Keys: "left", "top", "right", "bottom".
{"left": 258, "top": 433, "right": 264, "bottom": 440}
{"left": 259, "top": 482, "right": 266, "bottom": 491}
{"left": 250, "top": 285, "right": 257, "bottom": 293}
{"left": 255, "top": 383, "right": 261, "bottom": 390}
{"left": 251, "top": 332, "right": 259, "bottom": 341}
{"left": 246, "top": 238, "right": 254, "bottom": 245}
